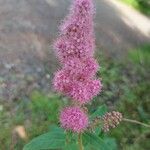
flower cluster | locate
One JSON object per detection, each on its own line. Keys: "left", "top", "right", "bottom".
{"left": 60, "top": 106, "right": 88, "bottom": 133}
{"left": 102, "top": 111, "right": 123, "bottom": 132}
{"left": 53, "top": 0, "right": 102, "bottom": 105}
{"left": 53, "top": 0, "right": 102, "bottom": 132}
{"left": 87, "top": 112, "right": 123, "bottom": 133}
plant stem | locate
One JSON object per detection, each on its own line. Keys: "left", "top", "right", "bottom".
{"left": 78, "top": 133, "right": 84, "bottom": 150}
{"left": 123, "top": 118, "right": 150, "bottom": 128}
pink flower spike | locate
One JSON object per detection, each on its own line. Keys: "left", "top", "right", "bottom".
{"left": 68, "top": 79, "right": 102, "bottom": 104}
{"left": 60, "top": 106, "right": 88, "bottom": 133}
{"left": 64, "top": 57, "right": 99, "bottom": 78}
{"left": 54, "top": 0, "right": 95, "bottom": 62}
{"left": 53, "top": 0, "right": 102, "bottom": 104}
{"left": 53, "top": 70, "right": 71, "bottom": 93}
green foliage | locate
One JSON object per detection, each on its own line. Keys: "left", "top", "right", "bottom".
{"left": 29, "top": 90, "right": 62, "bottom": 123}
{"left": 101, "top": 137, "right": 117, "bottom": 150}
{"left": 96, "top": 44, "right": 150, "bottom": 150}
{"left": 89, "top": 104, "right": 108, "bottom": 135}
{"left": 83, "top": 133, "right": 103, "bottom": 149}
{"left": 90, "top": 104, "right": 108, "bottom": 120}
{"left": 23, "top": 126, "right": 65, "bottom": 150}
{"left": 128, "top": 44, "right": 150, "bottom": 65}
{"left": 26, "top": 91, "right": 62, "bottom": 139}
{"left": 121, "top": 0, "right": 150, "bottom": 15}
{"left": 63, "top": 144, "right": 78, "bottom": 150}
{"left": 0, "top": 91, "right": 62, "bottom": 150}
{"left": 0, "top": 44, "right": 150, "bottom": 149}
{"left": 83, "top": 133, "right": 117, "bottom": 150}
{"left": 23, "top": 103, "right": 115, "bottom": 150}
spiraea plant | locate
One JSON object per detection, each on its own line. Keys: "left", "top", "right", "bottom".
{"left": 23, "top": 0, "right": 123, "bottom": 150}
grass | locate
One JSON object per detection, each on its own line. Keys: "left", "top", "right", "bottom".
{"left": 97, "top": 44, "right": 150, "bottom": 150}
{"left": 120, "top": 0, "right": 150, "bottom": 16}
{"left": 0, "top": 92, "right": 63, "bottom": 150}
{"left": 0, "top": 44, "right": 150, "bottom": 149}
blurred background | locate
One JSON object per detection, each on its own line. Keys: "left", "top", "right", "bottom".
{"left": 0, "top": 0, "right": 150, "bottom": 149}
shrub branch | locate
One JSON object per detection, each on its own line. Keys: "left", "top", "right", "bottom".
{"left": 123, "top": 118, "right": 150, "bottom": 128}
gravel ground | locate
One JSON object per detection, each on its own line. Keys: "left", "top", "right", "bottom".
{"left": 0, "top": 0, "right": 150, "bottom": 101}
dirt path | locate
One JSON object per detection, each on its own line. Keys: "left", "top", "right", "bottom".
{"left": 95, "top": 0, "right": 150, "bottom": 57}
{"left": 0, "top": 0, "right": 150, "bottom": 100}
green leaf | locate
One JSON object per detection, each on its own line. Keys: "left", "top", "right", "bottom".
{"left": 90, "top": 104, "right": 108, "bottom": 120}
{"left": 23, "top": 126, "right": 65, "bottom": 150}
{"left": 101, "top": 137, "right": 117, "bottom": 150}
{"left": 83, "top": 132, "right": 104, "bottom": 149}
{"left": 49, "top": 125, "right": 64, "bottom": 132}
{"left": 94, "top": 126, "right": 102, "bottom": 136}
{"left": 83, "top": 133, "right": 117, "bottom": 150}
{"left": 89, "top": 105, "right": 108, "bottom": 135}
{"left": 63, "top": 143, "right": 78, "bottom": 150}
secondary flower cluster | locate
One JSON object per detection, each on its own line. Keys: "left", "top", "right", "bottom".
{"left": 102, "top": 111, "right": 123, "bottom": 132}
{"left": 60, "top": 107, "right": 88, "bottom": 133}
{"left": 88, "top": 111, "right": 123, "bottom": 132}
{"left": 53, "top": 0, "right": 102, "bottom": 133}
